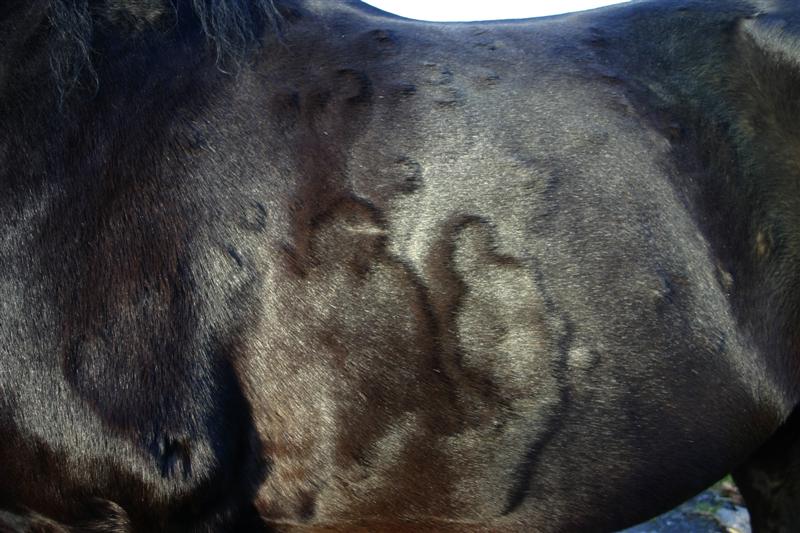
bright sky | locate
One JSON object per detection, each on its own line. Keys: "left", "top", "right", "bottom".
{"left": 362, "top": 0, "right": 629, "bottom": 21}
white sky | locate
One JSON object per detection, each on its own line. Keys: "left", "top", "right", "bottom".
{"left": 362, "top": 0, "right": 629, "bottom": 21}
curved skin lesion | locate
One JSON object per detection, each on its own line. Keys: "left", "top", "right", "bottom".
{"left": 237, "top": 199, "right": 566, "bottom": 526}
{"left": 237, "top": 197, "right": 457, "bottom": 521}
{"left": 443, "top": 217, "right": 568, "bottom": 517}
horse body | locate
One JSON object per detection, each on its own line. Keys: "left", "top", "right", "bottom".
{"left": 0, "top": 0, "right": 798, "bottom": 531}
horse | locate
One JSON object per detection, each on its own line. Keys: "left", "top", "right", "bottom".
{"left": 1, "top": 0, "right": 799, "bottom": 530}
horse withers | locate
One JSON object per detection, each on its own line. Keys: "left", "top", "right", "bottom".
{"left": 0, "top": 0, "right": 798, "bottom": 531}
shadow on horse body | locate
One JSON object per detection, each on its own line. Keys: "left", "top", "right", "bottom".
{"left": 0, "top": 0, "right": 799, "bottom": 530}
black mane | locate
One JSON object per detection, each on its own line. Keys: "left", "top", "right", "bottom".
{"left": 45, "top": 0, "right": 282, "bottom": 93}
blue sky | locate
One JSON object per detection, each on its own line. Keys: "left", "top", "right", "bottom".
{"left": 362, "top": 0, "right": 629, "bottom": 21}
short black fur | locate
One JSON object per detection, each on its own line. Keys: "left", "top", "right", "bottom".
{"left": 3, "top": 0, "right": 800, "bottom": 531}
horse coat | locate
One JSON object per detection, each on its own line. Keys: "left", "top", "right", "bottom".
{"left": 0, "top": 0, "right": 799, "bottom": 531}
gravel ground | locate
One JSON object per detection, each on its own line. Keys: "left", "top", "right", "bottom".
{"left": 621, "top": 479, "right": 751, "bottom": 533}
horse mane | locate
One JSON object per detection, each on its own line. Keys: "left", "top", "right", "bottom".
{"left": 45, "top": 0, "right": 282, "bottom": 94}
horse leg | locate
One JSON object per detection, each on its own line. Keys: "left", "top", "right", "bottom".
{"left": 733, "top": 407, "right": 800, "bottom": 532}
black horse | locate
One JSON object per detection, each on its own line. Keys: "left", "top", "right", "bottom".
{"left": 1, "top": 0, "right": 799, "bottom": 531}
